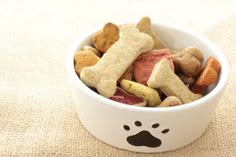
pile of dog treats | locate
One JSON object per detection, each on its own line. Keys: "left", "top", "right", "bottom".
{"left": 74, "top": 17, "right": 221, "bottom": 107}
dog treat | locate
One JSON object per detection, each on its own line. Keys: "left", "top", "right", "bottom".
{"left": 171, "top": 50, "right": 180, "bottom": 54}
{"left": 80, "top": 25, "right": 154, "bottom": 98}
{"left": 82, "top": 45, "right": 101, "bottom": 57}
{"left": 190, "top": 83, "right": 207, "bottom": 95}
{"left": 172, "top": 47, "right": 204, "bottom": 77}
{"left": 120, "top": 79, "right": 161, "bottom": 107}
{"left": 191, "top": 56, "right": 221, "bottom": 94}
{"left": 158, "top": 96, "right": 182, "bottom": 107}
{"left": 110, "top": 88, "right": 147, "bottom": 107}
{"left": 177, "top": 73, "right": 195, "bottom": 85}
{"left": 147, "top": 59, "right": 202, "bottom": 103}
{"left": 92, "top": 23, "right": 120, "bottom": 53}
{"left": 196, "top": 56, "right": 220, "bottom": 85}
{"left": 75, "top": 17, "right": 222, "bottom": 107}
{"left": 133, "top": 48, "right": 174, "bottom": 84}
{"left": 74, "top": 50, "right": 100, "bottom": 74}
{"left": 136, "top": 17, "right": 167, "bottom": 50}
{"left": 118, "top": 65, "right": 133, "bottom": 83}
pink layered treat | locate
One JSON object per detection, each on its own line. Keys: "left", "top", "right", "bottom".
{"left": 134, "top": 48, "right": 174, "bottom": 84}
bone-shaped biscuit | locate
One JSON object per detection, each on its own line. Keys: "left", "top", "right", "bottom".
{"left": 147, "top": 59, "right": 202, "bottom": 103}
{"left": 136, "top": 16, "right": 167, "bottom": 50}
{"left": 80, "top": 25, "right": 154, "bottom": 97}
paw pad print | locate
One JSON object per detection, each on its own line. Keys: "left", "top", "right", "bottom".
{"left": 123, "top": 121, "right": 169, "bottom": 148}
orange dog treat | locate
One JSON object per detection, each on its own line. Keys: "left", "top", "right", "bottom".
{"left": 191, "top": 56, "right": 221, "bottom": 94}
{"left": 190, "top": 83, "right": 207, "bottom": 94}
{"left": 92, "top": 23, "right": 119, "bottom": 53}
{"left": 196, "top": 56, "right": 221, "bottom": 86}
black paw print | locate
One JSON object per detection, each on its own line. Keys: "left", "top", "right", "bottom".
{"left": 123, "top": 121, "right": 169, "bottom": 148}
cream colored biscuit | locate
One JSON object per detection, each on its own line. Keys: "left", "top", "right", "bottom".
{"left": 136, "top": 16, "right": 167, "bottom": 50}
{"left": 158, "top": 96, "right": 182, "bottom": 107}
{"left": 147, "top": 59, "right": 202, "bottom": 103}
{"left": 80, "top": 25, "right": 154, "bottom": 97}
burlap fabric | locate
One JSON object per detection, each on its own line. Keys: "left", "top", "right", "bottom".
{"left": 0, "top": 0, "right": 235, "bottom": 156}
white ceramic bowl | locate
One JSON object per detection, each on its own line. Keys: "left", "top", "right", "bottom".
{"left": 67, "top": 23, "right": 229, "bottom": 153}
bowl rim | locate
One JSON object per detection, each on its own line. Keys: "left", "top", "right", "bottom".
{"left": 66, "top": 22, "right": 229, "bottom": 113}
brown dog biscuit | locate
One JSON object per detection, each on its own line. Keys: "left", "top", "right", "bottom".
{"left": 74, "top": 50, "right": 100, "bottom": 75}
{"left": 92, "top": 23, "right": 119, "bottom": 53}
{"left": 177, "top": 73, "right": 195, "bottom": 85}
{"left": 172, "top": 47, "right": 204, "bottom": 77}
{"left": 82, "top": 45, "right": 101, "bottom": 57}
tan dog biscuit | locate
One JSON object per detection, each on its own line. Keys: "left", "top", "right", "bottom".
{"left": 92, "top": 23, "right": 119, "bottom": 53}
{"left": 147, "top": 59, "right": 202, "bottom": 103}
{"left": 172, "top": 47, "right": 204, "bottom": 77}
{"left": 158, "top": 96, "right": 182, "bottom": 107}
{"left": 74, "top": 50, "right": 100, "bottom": 75}
{"left": 80, "top": 25, "right": 154, "bottom": 97}
{"left": 136, "top": 16, "right": 167, "bottom": 50}
{"left": 120, "top": 80, "right": 161, "bottom": 107}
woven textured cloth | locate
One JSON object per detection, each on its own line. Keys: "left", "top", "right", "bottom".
{"left": 0, "top": 0, "right": 235, "bottom": 156}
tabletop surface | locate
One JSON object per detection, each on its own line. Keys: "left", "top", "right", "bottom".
{"left": 0, "top": 0, "right": 235, "bottom": 156}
